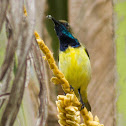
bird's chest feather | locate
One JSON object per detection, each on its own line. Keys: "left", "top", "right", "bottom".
{"left": 59, "top": 46, "right": 91, "bottom": 89}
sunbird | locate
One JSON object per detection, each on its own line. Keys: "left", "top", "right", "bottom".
{"left": 47, "top": 15, "right": 91, "bottom": 111}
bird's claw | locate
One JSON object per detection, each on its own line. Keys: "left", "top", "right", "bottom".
{"left": 80, "top": 102, "right": 85, "bottom": 110}
{"left": 70, "top": 85, "right": 74, "bottom": 92}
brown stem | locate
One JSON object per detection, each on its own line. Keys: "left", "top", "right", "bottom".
{"left": 0, "top": 0, "right": 9, "bottom": 31}
{"left": 31, "top": 40, "right": 48, "bottom": 126}
{"left": 0, "top": 0, "right": 35, "bottom": 125}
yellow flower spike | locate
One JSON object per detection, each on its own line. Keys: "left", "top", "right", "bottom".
{"left": 34, "top": 31, "right": 104, "bottom": 126}
{"left": 81, "top": 107, "right": 90, "bottom": 119}
{"left": 61, "top": 83, "right": 71, "bottom": 93}
{"left": 64, "top": 99, "right": 71, "bottom": 107}
{"left": 76, "top": 111, "right": 81, "bottom": 116}
{"left": 71, "top": 94, "right": 81, "bottom": 107}
{"left": 88, "top": 112, "right": 93, "bottom": 121}
{"left": 57, "top": 94, "right": 81, "bottom": 126}
{"left": 64, "top": 94, "right": 73, "bottom": 106}
{"left": 88, "top": 121, "right": 100, "bottom": 126}
{"left": 57, "top": 95, "right": 66, "bottom": 100}
{"left": 65, "top": 106, "right": 78, "bottom": 115}
{"left": 49, "top": 63, "right": 55, "bottom": 69}
{"left": 56, "top": 101, "right": 62, "bottom": 110}
{"left": 58, "top": 119, "right": 68, "bottom": 126}
{"left": 66, "top": 113, "right": 80, "bottom": 123}
{"left": 66, "top": 120, "right": 80, "bottom": 126}
{"left": 57, "top": 105, "right": 66, "bottom": 114}
{"left": 52, "top": 68, "right": 59, "bottom": 75}
{"left": 57, "top": 102, "right": 66, "bottom": 113}
{"left": 51, "top": 77, "right": 61, "bottom": 85}
{"left": 77, "top": 115, "right": 81, "bottom": 123}
{"left": 23, "top": 6, "right": 27, "bottom": 16}
{"left": 60, "top": 100, "right": 66, "bottom": 108}
{"left": 64, "top": 93, "right": 80, "bottom": 107}
{"left": 94, "top": 116, "right": 99, "bottom": 122}
{"left": 58, "top": 113, "right": 67, "bottom": 120}
{"left": 57, "top": 106, "right": 60, "bottom": 113}
{"left": 80, "top": 123, "right": 86, "bottom": 126}
{"left": 34, "top": 31, "right": 39, "bottom": 38}
{"left": 46, "top": 53, "right": 52, "bottom": 59}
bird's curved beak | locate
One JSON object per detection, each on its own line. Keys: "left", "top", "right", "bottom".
{"left": 46, "top": 15, "right": 60, "bottom": 26}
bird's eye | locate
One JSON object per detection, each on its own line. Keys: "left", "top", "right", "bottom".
{"left": 64, "top": 23, "right": 69, "bottom": 28}
{"left": 63, "top": 23, "right": 70, "bottom": 30}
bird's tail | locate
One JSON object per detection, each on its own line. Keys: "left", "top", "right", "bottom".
{"left": 78, "top": 88, "right": 91, "bottom": 111}
{"left": 84, "top": 101, "right": 91, "bottom": 111}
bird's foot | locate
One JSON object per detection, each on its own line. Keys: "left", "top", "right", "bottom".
{"left": 80, "top": 102, "right": 85, "bottom": 110}
{"left": 70, "top": 85, "right": 74, "bottom": 92}
{"left": 63, "top": 85, "right": 74, "bottom": 95}
{"left": 63, "top": 91, "right": 66, "bottom": 95}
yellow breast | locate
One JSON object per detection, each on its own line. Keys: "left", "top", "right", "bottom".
{"left": 59, "top": 46, "right": 91, "bottom": 92}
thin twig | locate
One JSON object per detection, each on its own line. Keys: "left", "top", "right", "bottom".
{"left": 0, "top": 64, "right": 26, "bottom": 126}
{"left": 0, "top": 0, "right": 35, "bottom": 125}
{"left": 31, "top": 40, "right": 48, "bottom": 126}
{"left": 0, "top": 92, "right": 10, "bottom": 99}
{"left": 0, "top": 0, "right": 9, "bottom": 32}
{"left": 0, "top": 61, "right": 13, "bottom": 108}
{"left": 0, "top": 0, "right": 24, "bottom": 80}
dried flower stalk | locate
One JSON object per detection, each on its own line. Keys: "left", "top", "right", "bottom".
{"left": 34, "top": 31, "right": 104, "bottom": 126}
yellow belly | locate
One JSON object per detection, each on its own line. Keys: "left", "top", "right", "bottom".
{"left": 59, "top": 46, "right": 91, "bottom": 94}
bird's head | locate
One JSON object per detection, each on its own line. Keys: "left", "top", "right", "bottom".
{"left": 47, "top": 15, "right": 71, "bottom": 37}
{"left": 47, "top": 15, "right": 80, "bottom": 51}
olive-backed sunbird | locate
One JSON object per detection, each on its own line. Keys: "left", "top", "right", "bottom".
{"left": 47, "top": 15, "right": 91, "bottom": 111}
